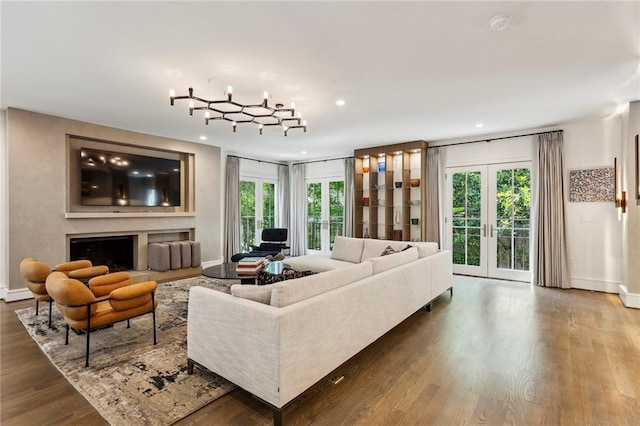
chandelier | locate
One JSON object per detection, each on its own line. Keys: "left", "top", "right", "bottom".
{"left": 169, "top": 86, "right": 307, "bottom": 136}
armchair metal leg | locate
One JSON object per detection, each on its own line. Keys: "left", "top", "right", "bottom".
{"left": 35, "top": 300, "right": 39, "bottom": 315}
{"left": 65, "top": 324, "right": 69, "bottom": 345}
{"left": 152, "top": 292, "right": 157, "bottom": 345}
{"left": 48, "top": 300, "right": 53, "bottom": 329}
{"left": 127, "top": 319, "right": 130, "bottom": 328}
{"left": 85, "top": 305, "right": 91, "bottom": 367}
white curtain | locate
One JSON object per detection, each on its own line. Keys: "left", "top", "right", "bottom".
{"left": 533, "top": 131, "right": 570, "bottom": 288}
{"left": 290, "top": 163, "right": 307, "bottom": 256}
{"left": 426, "top": 147, "right": 442, "bottom": 245}
{"left": 277, "top": 164, "right": 290, "bottom": 230}
{"left": 224, "top": 156, "right": 241, "bottom": 262}
{"left": 343, "top": 157, "right": 355, "bottom": 237}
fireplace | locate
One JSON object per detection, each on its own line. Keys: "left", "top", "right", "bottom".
{"left": 70, "top": 235, "right": 134, "bottom": 272}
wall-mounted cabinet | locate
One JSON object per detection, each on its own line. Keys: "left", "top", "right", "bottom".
{"left": 354, "top": 141, "right": 428, "bottom": 241}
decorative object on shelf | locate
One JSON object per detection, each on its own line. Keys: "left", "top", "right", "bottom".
{"left": 393, "top": 230, "right": 402, "bottom": 241}
{"left": 362, "top": 165, "right": 370, "bottom": 173}
{"left": 374, "top": 184, "right": 385, "bottom": 190}
{"left": 411, "top": 218, "right": 419, "bottom": 225}
{"left": 409, "top": 200, "right": 421, "bottom": 206}
{"left": 395, "top": 210, "right": 401, "bottom": 224}
{"left": 364, "top": 224, "right": 370, "bottom": 239}
{"left": 362, "top": 197, "right": 370, "bottom": 206}
{"left": 394, "top": 181, "right": 402, "bottom": 189}
{"left": 378, "top": 199, "right": 385, "bottom": 206}
{"left": 363, "top": 157, "right": 370, "bottom": 173}
{"left": 410, "top": 178, "right": 420, "bottom": 187}
{"left": 378, "top": 162, "right": 386, "bottom": 172}
{"left": 169, "top": 84, "right": 307, "bottom": 136}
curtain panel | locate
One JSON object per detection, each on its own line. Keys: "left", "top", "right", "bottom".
{"left": 277, "top": 164, "right": 290, "bottom": 231}
{"left": 343, "top": 157, "right": 355, "bottom": 237}
{"left": 290, "top": 163, "right": 307, "bottom": 256}
{"left": 426, "top": 147, "right": 442, "bottom": 245}
{"left": 224, "top": 156, "right": 241, "bottom": 262}
{"left": 533, "top": 131, "right": 570, "bottom": 288}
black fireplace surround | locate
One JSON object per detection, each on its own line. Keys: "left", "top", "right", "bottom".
{"left": 70, "top": 235, "right": 134, "bottom": 272}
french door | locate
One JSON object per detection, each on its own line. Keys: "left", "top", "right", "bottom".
{"left": 446, "top": 162, "right": 531, "bottom": 282}
{"left": 239, "top": 179, "right": 276, "bottom": 252}
{"left": 307, "top": 178, "right": 345, "bottom": 254}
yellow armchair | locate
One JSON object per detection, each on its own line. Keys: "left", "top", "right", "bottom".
{"left": 55, "top": 259, "right": 109, "bottom": 283}
{"left": 45, "top": 271, "right": 158, "bottom": 367}
{"left": 20, "top": 257, "right": 54, "bottom": 328}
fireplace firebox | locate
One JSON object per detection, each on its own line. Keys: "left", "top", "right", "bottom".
{"left": 69, "top": 235, "right": 134, "bottom": 272}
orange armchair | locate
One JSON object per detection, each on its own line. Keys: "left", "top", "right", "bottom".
{"left": 55, "top": 260, "right": 109, "bottom": 283}
{"left": 20, "top": 258, "right": 54, "bottom": 328}
{"left": 45, "top": 271, "right": 158, "bottom": 367}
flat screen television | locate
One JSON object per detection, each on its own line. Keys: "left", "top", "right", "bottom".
{"left": 80, "top": 147, "right": 181, "bottom": 207}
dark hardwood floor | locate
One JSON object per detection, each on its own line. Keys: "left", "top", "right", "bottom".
{"left": 2, "top": 276, "right": 640, "bottom": 425}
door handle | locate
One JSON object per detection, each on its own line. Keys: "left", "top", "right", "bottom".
{"left": 490, "top": 224, "right": 495, "bottom": 238}
{"left": 483, "top": 224, "right": 487, "bottom": 237}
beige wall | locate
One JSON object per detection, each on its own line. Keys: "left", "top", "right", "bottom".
{"left": 5, "top": 108, "right": 222, "bottom": 294}
{"left": 624, "top": 101, "right": 640, "bottom": 296}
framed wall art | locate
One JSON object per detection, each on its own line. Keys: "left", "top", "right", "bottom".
{"left": 569, "top": 167, "right": 614, "bottom": 202}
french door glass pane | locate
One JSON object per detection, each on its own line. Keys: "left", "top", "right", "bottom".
{"left": 452, "top": 171, "right": 482, "bottom": 266}
{"left": 329, "top": 181, "right": 344, "bottom": 250}
{"left": 307, "top": 182, "right": 322, "bottom": 251}
{"left": 240, "top": 181, "right": 256, "bottom": 252}
{"left": 495, "top": 168, "right": 530, "bottom": 271}
{"left": 262, "top": 183, "right": 275, "bottom": 229}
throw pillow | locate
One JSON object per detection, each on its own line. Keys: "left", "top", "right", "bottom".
{"left": 380, "top": 245, "right": 397, "bottom": 256}
{"left": 381, "top": 244, "right": 413, "bottom": 256}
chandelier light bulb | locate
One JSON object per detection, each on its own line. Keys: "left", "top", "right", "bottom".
{"left": 169, "top": 89, "right": 175, "bottom": 97}
{"left": 291, "top": 102, "right": 296, "bottom": 109}
{"left": 263, "top": 91, "right": 269, "bottom": 100}
{"left": 188, "top": 100, "right": 194, "bottom": 108}
{"left": 205, "top": 111, "right": 210, "bottom": 118}
{"left": 227, "top": 85, "right": 233, "bottom": 94}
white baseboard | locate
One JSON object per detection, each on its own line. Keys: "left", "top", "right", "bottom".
{"left": 1, "top": 286, "right": 33, "bottom": 302}
{"left": 618, "top": 285, "right": 640, "bottom": 309}
{"left": 571, "top": 277, "right": 619, "bottom": 294}
{"left": 201, "top": 259, "right": 223, "bottom": 268}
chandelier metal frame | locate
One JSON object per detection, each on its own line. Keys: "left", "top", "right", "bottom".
{"left": 169, "top": 87, "right": 307, "bottom": 136}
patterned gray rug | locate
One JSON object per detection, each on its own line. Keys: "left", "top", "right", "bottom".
{"left": 16, "top": 275, "right": 239, "bottom": 425}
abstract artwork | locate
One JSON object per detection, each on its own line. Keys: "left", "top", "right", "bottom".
{"left": 569, "top": 167, "right": 614, "bottom": 202}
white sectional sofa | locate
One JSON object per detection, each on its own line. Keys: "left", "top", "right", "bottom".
{"left": 187, "top": 237, "right": 452, "bottom": 424}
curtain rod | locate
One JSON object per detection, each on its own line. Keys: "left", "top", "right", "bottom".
{"left": 292, "top": 155, "right": 353, "bottom": 166}
{"left": 428, "top": 129, "right": 563, "bottom": 149}
{"left": 228, "top": 155, "right": 285, "bottom": 167}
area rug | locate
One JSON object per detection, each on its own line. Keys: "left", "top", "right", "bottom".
{"left": 16, "top": 275, "right": 239, "bottom": 425}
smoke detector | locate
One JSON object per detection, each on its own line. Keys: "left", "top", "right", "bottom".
{"left": 489, "top": 15, "right": 512, "bottom": 31}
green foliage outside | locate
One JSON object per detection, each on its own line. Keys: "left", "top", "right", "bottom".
{"left": 307, "top": 181, "right": 344, "bottom": 251}
{"left": 452, "top": 168, "right": 530, "bottom": 271}
{"left": 239, "top": 181, "right": 275, "bottom": 252}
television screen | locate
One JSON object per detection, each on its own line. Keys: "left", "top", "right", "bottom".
{"left": 80, "top": 148, "right": 181, "bottom": 207}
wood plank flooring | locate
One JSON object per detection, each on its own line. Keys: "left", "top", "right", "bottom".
{"left": 2, "top": 275, "right": 639, "bottom": 425}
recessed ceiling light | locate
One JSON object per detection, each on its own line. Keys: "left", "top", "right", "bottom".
{"left": 301, "top": 151, "right": 307, "bottom": 155}
{"left": 199, "top": 135, "right": 207, "bottom": 140}
{"left": 336, "top": 99, "right": 346, "bottom": 106}
{"left": 475, "top": 123, "right": 484, "bottom": 128}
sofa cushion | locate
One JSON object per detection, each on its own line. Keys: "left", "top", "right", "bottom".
{"left": 270, "top": 261, "right": 373, "bottom": 308}
{"left": 230, "top": 283, "right": 278, "bottom": 305}
{"left": 285, "top": 255, "right": 354, "bottom": 273}
{"left": 361, "top": 239, "right": 408, "bottom": 261}
{"left": 368, "top": 246, "right": 419, "bottom": 274}
{"left": 330, "top": 236, "right": 364, "bottom": 263}
{"left": 411, "top": 242, "right": 439, "bottom": 258}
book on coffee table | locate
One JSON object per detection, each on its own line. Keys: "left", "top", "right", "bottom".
{"left": 236, "top": 257, "right": 267, "bottom": 273}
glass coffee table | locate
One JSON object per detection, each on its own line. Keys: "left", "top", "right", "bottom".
{"left": 202, "top": 261, "right": 290, "bottom": 285}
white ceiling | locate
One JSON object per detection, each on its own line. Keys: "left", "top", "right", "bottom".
{"left": 2, "top": 1, "right": 639, "bottom": 161}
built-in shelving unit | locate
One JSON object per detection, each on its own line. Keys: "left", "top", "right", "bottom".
{"left": 354, "top": 140, "right": 428, "bottom": 241}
